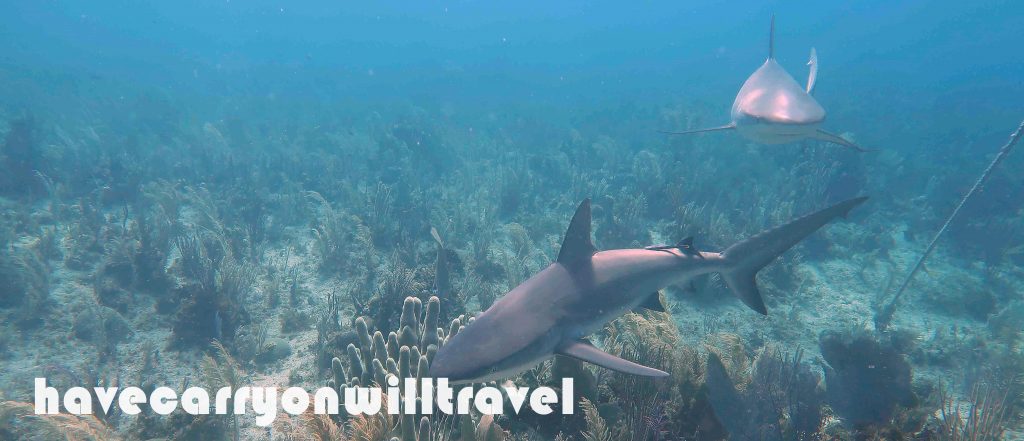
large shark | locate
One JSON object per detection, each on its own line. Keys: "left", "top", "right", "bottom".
{"left": 429, "top": 196, "right": 867, "bottom": 383}
{"left": 662, "top": 16, "right": 868, "bottom": 152}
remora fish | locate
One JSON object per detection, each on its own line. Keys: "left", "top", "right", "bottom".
{"left": 662, "top": 15, "right": 868, "bottom": 152}
{"left": 429, "top": 197, "right": 867, "bottom": 383}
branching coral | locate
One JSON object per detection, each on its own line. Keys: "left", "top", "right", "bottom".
{"left": 71, "top": 304, "right": 132, "bottom": 359}
{"left": 936, "top": 383, "right": 1012, "bottom": 441}
{"left": 329, "top": 296, "right": 460, "bottom": 391}
{"left": 596, "top": 190, "right": 650, "bottom": 248}
{"left": 0, "top": 400, "right": 122, "bottom": 441}
{"left": 323, "top": 296, "right": 506, "bottom": 441}
{"left": 309, "top": 191, "right": 353, "bottom": 274}
{"left": 704, "top": 343, "right": 826, "bottom": 441}
{"left": 130, "top": 197, "right": 174, "bottom": 293}
{"left": 365, "top": 258, "right": 427, "bottom": 332}
{"left": 93, "top": 233, "right": 139, "bottom": 313}
{"left": 579, "top": 398, "right": 614, "bottom": 441}
{"left": 581, "top": 311, "right": 709, "bottom": 440}
{"left": 64, "top": 192, "right": 111, "bottom": 271}
{"left": 170, "top": 230, "right": 253, "bottom": 347}
{"left": 200, "top": 340, "right": 243, "bottom": 440}
{"left": 0, "top": 117, "right": 44, "bottom": 197}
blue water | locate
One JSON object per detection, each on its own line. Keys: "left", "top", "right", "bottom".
{"left": 1, "top": 1, "right": 1022, "bottom": 439}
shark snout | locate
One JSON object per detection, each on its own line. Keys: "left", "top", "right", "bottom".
{"left": 427, "top": 313, "right": 534, "bottom": 384}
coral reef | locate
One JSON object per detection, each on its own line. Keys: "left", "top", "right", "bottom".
{"left": 0, "top": 117, "right": 44, "bottom": 198}
{"left": 0, "top": 58, "right": 1021, "bottom": 440}
{"left": 169, "top": 231, "right": 254, "bottom": 348}
{"left": 934, "top": 383, "right": 1012, "bottom": 440}
{"left": 317, "top": 295, "right": 510, "bottom": 441}
{"left": 0, "top": 401, "right": 121, "bottom": 441}
{"left": 819, "top": 330, "right": 917, "bottom": 428}
{"left": 703, "top": 344, "right": 825, "bottom": 440}
{"left": 0, "top": 242, "right": 49, "bottom": 328}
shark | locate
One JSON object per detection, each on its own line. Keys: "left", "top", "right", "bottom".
{"left": 429, "top": 196, "right": 867, "bottom": 383}
{"left": 661, "top": 15, "right": 868, "bottom": 152}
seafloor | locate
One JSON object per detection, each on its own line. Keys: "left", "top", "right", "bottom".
{"left": 0, "top": 73, "right": 1021, "bottom": 440}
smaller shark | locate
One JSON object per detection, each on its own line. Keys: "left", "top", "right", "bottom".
{"left": 662, "top": 15, "right": 868, "bottom": 152}
{"left": 429, "top": 196, "right": 867, "bottom": 383}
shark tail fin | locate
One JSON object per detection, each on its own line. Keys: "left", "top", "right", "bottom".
{"left": 720, "top": 197, "right": 868, "bottom": 314}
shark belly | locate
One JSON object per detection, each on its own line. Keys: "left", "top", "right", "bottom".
{"left": 464, "top": 328, "right": 563, "bottom": 384}
{"left": 733, "top": 117, "right": 822, "bottom": 144}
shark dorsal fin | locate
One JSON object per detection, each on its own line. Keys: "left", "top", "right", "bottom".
{"left": 677, "top": 236, "right": 703, "bottom": 258}
{"left": 557, "top": 199, "right": 598, "bottom": 264}
{"left": 768, "top": 14, "right": 776, "bottom": 60}
{"left": 806, "top": 47, "right": 818, "bottom": 95}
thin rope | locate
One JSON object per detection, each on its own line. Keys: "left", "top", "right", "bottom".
{"left": 876, "top": 119, "right": 1024, "bottom": 330}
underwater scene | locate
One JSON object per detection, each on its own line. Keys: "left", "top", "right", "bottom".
{"left": 1, "top": 1, "right": 1023, "bottom": 440}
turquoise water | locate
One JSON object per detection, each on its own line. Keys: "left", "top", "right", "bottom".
{"left": 0, "top": 1, "right": 1022, "bottom": 440}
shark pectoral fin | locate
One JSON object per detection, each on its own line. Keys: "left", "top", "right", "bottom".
{"left": 430, "top": 226, "right": 444, "bottom": 248}
{"left": 635, "top": 291, "right": 666, "bottom": 313}
{"left": 557, "top": 340, "right": 669, "bottom": 377}
{"left": 658, "top": 124, "right": 735, "bottom": 136}
{"left": 813, "top": 129, "right": 872, "bottom": 152}
{"left": 556, "top": 199, "right": 598, "bottom": 264}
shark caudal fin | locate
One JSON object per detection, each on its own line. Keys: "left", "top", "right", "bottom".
{"left": 720, "top": 197, "right": 868, "bottom": 314}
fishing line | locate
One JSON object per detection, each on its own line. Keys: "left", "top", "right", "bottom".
{"left": 876, "top": 119, "right": 1024, "bottom": 330}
